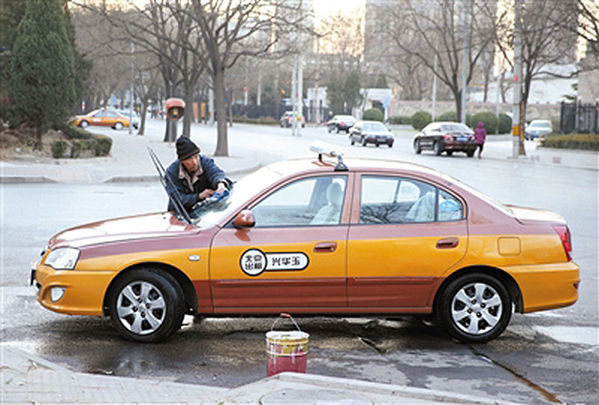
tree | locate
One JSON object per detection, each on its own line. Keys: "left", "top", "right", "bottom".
{"left": 386, "top": 0, "right": 496, "bottom": 119}
{"left": 9, "top": 0, "right": 76, "bottom": 149}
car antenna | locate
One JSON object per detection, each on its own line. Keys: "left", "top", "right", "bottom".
{"left": 147, "top": 147, "right": 192, "bottom": 225}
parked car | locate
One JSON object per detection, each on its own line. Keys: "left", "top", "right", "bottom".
{"left": 32, "top": 147, "right": 579, "bottom": 343}
{"left": 280, "top": 111, "right": 305, "bottom": 128}
{"left": 70, "top": 109, "right": 131, "bottom": 130}
{"left": 414, "top": 122, "right": 477, "bottom": 157}
{"left": 349, "top": 120, "right": 394, "bottom": 147}
{"left": 327, "top": 115, "right": 356, "bottom": 133}
{"left": 115, "top": 109, "right": 140, "bottom": 130}
{"left": 525, "top": 120, "right": 552, "bottom": 140}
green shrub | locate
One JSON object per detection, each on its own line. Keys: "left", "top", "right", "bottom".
{"left": 541, "top": 134, "right": 599, "bottom": 151}
{"left": 411, "top": 111, "right": 432, "bottom": 130}
{"left": 387, "top": 115, "right": 411, "bottom": 125}
{"left": 70, "top": 139, "right": 83, "bottom": 158}
{"left": 363, "top": 108, "right": 384, "bottom": 122}
{"left": 470, "top": 111, "right": 498, "bottom": 134}
{"left": 232, "top": 115, "right": 278, "bottom": 125}
{"left": 436, "top": 111, "right": 458, "bottom": 122}
{"left": 62, "top": 125, "right": 94, "bottom": 140}
{"left": 497, "top": 113, "right": 512, "bottom": 134}
{"left": 94, "top": 135, "right": 112, "bottom": 156}
{"left": 51, "top": 140, "right": 68, "bottom": 158}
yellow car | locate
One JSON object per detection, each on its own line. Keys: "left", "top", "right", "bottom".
{"left": 70, "top": 108, "right": 131, "bottom": 130}
{"left": 32, "top": 149, "right": 579, "bottom": 343}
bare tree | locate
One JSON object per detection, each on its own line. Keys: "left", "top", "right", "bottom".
{"left": 386, "top": 0, "right": 497, "bottom": 119}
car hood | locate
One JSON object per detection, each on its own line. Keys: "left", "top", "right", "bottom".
{"left": 48, "top": 212, "right": 198, "bottom": 249}
{"left": 506, "top": 204, "right": 566, "bottom": 225}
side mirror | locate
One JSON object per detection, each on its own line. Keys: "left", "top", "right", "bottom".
{"left": 165, "top": 97, "right": 185, "bottom": 121}
{"left": 233, "top": 209, "right": 255, "bottom": 229}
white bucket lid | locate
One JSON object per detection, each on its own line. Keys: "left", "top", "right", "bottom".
{"left": 266, "top": 331, "right": 309, "bottom": 341}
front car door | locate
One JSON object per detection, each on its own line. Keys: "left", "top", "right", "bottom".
{"left": 347, "top": 172, "right": 468, "bottom": 312}
{"left": 209, "top": 173, "right": 352, "bottom": 313}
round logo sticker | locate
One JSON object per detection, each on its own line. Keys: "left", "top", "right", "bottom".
{"left": 240, "top": 249, "right": 268, "bottom": 276}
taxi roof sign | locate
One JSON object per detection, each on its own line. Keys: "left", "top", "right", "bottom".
{"left": 309, "top": 142, "right": 348, "bottom": 172}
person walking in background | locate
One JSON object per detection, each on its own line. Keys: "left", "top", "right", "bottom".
{"left": 475, "top": 121, "right": 486, "bottom": 159}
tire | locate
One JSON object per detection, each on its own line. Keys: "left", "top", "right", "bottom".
{"left": 108, "top": 268, "right": 185, "bottom": 343}
{"left": 362, "top": 137, "right": 367, "bottom": 147}
{"left": 114, "top": 122, "right": 124, "bottom": 130}
{"left": 435, "top": 273, "right": 512, "bottom": 343}
{"left": 375, "top": 143, "right": 380, "bottom": 147}
{"left": 388, "top": 142, "right": 393, "bottom": 148}
{"left": 446, "top": 151, "right": 453, "bottom": 156}
{"left": 335, "top": 127, "right": 340, "bottom": 134}
{"left": 327, "top": 126, "right": 332, "bottom": 133}
{"left": 350, "top": 137, "right": 355, "bottom": 146}
{"left": 467, "top": 150, "right": 475, "bottom": 157}
{"left": 434, "top": 141, "right": 443, "bottom": 156}
{"left": 414, "top": 140, "right": 422, "bottom": 154}
{"left": 80, "top": 120, "right": 89, "bottom": 128}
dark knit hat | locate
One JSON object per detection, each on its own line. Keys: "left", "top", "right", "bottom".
{"left": 176, "top": 136, "right": 200, "bottom": 160}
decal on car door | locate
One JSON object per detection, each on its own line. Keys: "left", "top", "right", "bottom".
{"left": 240, "top": 248, "right": 309, "bottom": 276}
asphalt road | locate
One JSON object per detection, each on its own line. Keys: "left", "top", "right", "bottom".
{"left": 1, "top": 123, "right": 597, "bottom": 404}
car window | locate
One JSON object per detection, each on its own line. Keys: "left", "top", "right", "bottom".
{"left": 360, "top": 176, "right": 462, "bottom": 224}
{"left": 363, "top": 123, "right": 387, "bottom": 132}
{"left": 106, "top": 111, "right": 118, "bottom": 117}
{"left": 94, "top": 110, "right": 106, "bottom": 117}
{"left": 251, "top": 175, "right": 347, "bottom": 227}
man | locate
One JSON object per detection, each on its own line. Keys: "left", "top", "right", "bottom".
{"left": 165, "top": 136, "right": 228, "bottom": 211}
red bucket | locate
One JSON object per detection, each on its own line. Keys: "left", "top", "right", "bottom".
{"left": 266, "top": 313, "right": 309, "bottom": 376}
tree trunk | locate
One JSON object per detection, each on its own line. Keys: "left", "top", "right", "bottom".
{"left": 453, "top": 86, "right": 462, "bottom": 122}
{"left": 213, "top": 68, "right": 228, "bottom": 156}
{"left": 138, "top": 102, "right": 148, "bottom": 135}
{"left": 34, "top": 126, "right": 43, "bottom": 151}
{"left": 183, "top": 84, "right": 193, "bottom": 138}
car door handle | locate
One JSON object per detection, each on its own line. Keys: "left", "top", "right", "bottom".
{"left": 314, "top": 242, "right": 337, "bottom": 253}
{"left": 436, "top": 237, "right": 459, "bottom": 249}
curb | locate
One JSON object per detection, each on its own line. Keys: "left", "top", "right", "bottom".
{"left": 0, "top": 176, "right": 57, "bottom": 184}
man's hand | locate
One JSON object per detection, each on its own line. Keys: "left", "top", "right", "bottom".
{"left": 199, "top": 189, "right": 214, "bottom": 200}
{"left": 216, "top": 182, "right": 227, "bottom": 194}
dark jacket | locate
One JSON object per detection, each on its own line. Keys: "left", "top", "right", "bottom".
{"left": 165, "top": 156, "right": 226, "bottom": 211}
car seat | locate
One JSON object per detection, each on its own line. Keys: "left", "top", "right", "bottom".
{"left": 311, "top": 182, "right": 344, "bottom": 225}
{"left": 405, "top": 191, "right": 435, "bottom": 222}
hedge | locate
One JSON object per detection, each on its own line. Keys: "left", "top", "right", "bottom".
{"left": 232, "top": 115, "right": 279, "bottom": 125}
{"left": 498, "top": 113, "right": 512, "bottom": 134}
{"left": 363, "top": 108, "right": 384, "bottom": 122}
{"left": 411, "top": 111, "right": 432, "bottom": 130}
{"left": 59, "top": 125, "right": 113, "bottom": 157}
{"left": 387, "top": 115, "right": 412, "bottom": 125}
{"left": 541, "top": 134, "right": 599, "bottom": 151}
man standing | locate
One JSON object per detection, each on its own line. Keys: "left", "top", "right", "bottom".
{"left": 165, "top": 136, "right": 228, "bottom": 211}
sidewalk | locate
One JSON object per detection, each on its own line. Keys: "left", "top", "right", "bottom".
{"left": 1, "top": 345, "right": 517, "bottom": 404}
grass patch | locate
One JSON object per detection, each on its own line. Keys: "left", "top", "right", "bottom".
{"left": 541, "top": 134, "right": 599, "bottom": 151}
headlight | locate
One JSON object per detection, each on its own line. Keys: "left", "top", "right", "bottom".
{"left": 44, "top": 247, "right": 80, "bottom": 270}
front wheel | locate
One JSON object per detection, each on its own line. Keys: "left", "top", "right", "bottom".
{"left": 80, "top": 120, "right": 89, "bottom": 128}
{"left": 350, "top": 137, "right": 355, "bottom": 145}
{"left": 435, "top": 273, "right": 512, "bottom": 343}
{"left": 446, "top": 150, "right": 453, "bottom": 156}
{"left": 114, "top": 122, "right": 124, "bottom": 130}
{"left": 467, "top": 150, "right": 475, "bottom": 157}
{"left": 414, "top": 140, "right": 422, "bottom": 154}
{"left": 434, "top": 141, "right": 443, "bottom": 156}
{"left": 108, "top": 268, "right": 185, "bottom": 343}
{"left": 362, "top": 137, "right": 367, "bottom": 147}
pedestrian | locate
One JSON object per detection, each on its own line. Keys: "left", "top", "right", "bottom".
{"left": 474, "top": 121, "right": 486, "bottom": 159}
{"left": 165, "top": 136, "right": 229, "bottom": 211}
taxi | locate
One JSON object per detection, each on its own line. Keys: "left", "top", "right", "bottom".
{"left": 32, "top": 148, "right": 579, "bottom": 343}
{"left": 70, "top": 108, "right": 131, "bottom": 130}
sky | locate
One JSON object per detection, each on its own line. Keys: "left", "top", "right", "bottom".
{"left": 313, "top": 0, "right": 365, "bottom": 19}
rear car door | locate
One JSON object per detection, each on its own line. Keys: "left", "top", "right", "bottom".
{"left": 347, "top": 173, "right": 468, "bottom": 311}
{"left": 210, "top": 174, "right": 352, "bottom": 312}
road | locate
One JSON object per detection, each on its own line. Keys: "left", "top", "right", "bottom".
{"left": 1, "top": 121, "right": 597, "bottom": 404}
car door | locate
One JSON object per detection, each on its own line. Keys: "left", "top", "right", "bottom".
{"left": 209, "top": 173, "right": 353, "bottom": 312}
{"left": 347, "top": 173, "right": 467, "bottom": 311}
{"left": 91, "top": 110, "right": 106, "bottom": 126}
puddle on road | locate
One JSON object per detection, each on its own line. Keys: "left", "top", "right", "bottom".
{"left": 534, "top": 326, "right": 599, "bottom": 346}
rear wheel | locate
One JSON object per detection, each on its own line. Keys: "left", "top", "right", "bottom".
{"left": 388, "top": 142, "right": 393, "bottom": 148}
{"left": 108, "top": 268, "right": 185, "bottom": 343}
{"left": 436, "top": 273, "right": 511, "bottom": 343}
{"left": 362, "top": 137, "right": 367, "bottom": 146}
{"left": 80, "top": 120, "right": 89, "bottom": 128}
{"left": 350, "top": 137, "right": 355, "bottom": 145}
{"left": 467, "top": 150, "right": 475, "bottom": 157}
{"left": 446, "top": 150, "right": 453, "bottom": 156}
{"left": 114, "top": 122, "right": 124, "bottom": 130}
{"left": 434, "top": 141, "right": 443, "bottom": 156}
{"left": 335, "top": 126, "right": 340, "bottom": 134}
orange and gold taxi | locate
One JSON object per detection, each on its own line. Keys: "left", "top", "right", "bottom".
{"left": 32, "top": 149, "right": 579, "bottom": 343}
{"left": 70, "top": 108, "right": 131, "bottom": 130}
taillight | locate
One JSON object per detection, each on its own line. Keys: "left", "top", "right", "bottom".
{"left": 552, "top": 225, "right": 572, "bottom": 261}
{"left": 442, "top": 134, "right": 453, "bottom": 140}
{"left": 340, "top": 122, "right": 345, "bottom": 126}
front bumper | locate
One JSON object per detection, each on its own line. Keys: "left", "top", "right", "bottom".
{"left": 365, "top": 136, "right": 393, "bottom": 144}
{"left": 32, "top": 261, "right": 116, "bottom": 316}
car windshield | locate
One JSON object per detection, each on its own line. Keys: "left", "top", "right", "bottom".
{"left": 191, "top": 166, "right": 282, "bottom": 228}
{"left": 530, "top": 121, "right": 551, "bottom": 128}
{"left": 440, "top": 124, "right": 471, "bottom": 133}
{"left": 337, "top": 116, "right": 354, "bottom": 121}
{"left": 363, "top": 122, "right": 387, "bottom": 132}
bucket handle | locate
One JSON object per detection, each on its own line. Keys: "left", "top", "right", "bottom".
{"left": 271, "top": 313, "right": 302, "bottom": 332}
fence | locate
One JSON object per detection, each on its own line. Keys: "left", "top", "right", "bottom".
{"left": 560, "top": 102, "right": 599, "bottom": 134}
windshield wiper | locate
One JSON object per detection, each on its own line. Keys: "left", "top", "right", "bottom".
{"left": 147, "top": 147, "right": 192, "bottom": 225}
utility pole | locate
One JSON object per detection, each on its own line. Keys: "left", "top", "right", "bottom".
{"left": 297, "top": 54, "right": 303, "bottom": 136}
{"left": 208, "top": 88, "right": 214, "bottom": 125}
{"left": 512, "top": 0, "right": 524, "bottom": 158}
{"left": 291, "top": 54, "right": 298, "bottom": 136}
{"left": 431, "top": 53, "right": 438, "bottom": 121}
{"left": 459, "top": 0, "right": 471, "bottom": 124}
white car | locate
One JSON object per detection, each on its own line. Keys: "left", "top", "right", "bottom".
{"left": 525, "top": 120, "right": 552, "bottom": 140}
